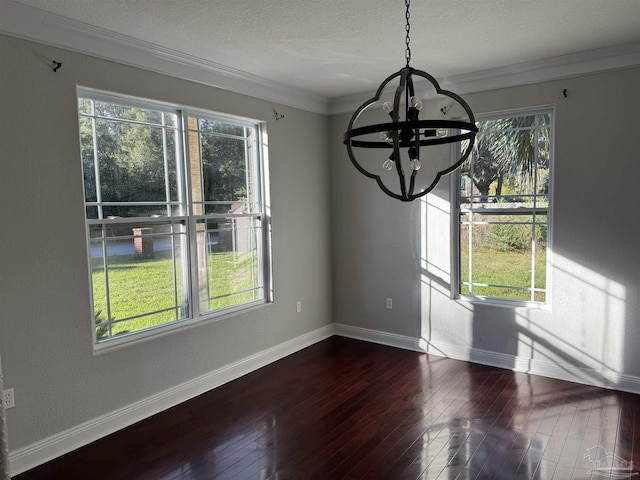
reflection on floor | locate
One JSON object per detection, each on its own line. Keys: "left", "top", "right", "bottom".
{"left": 13, "top": 336, "right": 640, "bottom": 479}
{"left": 438, "top": 418, "right": 544, "bottom": 479}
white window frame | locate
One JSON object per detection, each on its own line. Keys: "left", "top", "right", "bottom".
{"left": 452, "top": 107, "right": 554, "bottom": 307}
{"left": 78, "top": 88, "right": 272, "bottom": 351}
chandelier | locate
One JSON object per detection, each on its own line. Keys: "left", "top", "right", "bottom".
{"left": 343, "top": 0, "right": 477, "bottom": 201}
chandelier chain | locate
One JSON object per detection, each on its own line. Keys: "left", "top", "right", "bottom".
{"left": 405, "top": 0, "right": 411, "bottom": 66}
{"left": 343, "top": 0, "right": 478, "bottom": 202}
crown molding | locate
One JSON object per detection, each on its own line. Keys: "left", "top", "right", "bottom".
{"left": 329, "top": 41, "right": 640, "bottom": 115}
{"left": 0, "top": 0, "right": 330, "bottom": 114}
{"left": 1, "top": 0, "right": 638, "bottom": 116}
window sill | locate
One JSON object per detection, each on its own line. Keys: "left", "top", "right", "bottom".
{"left": 93, "top": 300, "right": 271, "bottom": 355}
{"left": 455, "top": 294, "right": 550, "bottom": 311}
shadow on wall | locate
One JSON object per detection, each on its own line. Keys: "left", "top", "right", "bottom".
{"left": 512, "top": 255, "right": 629, "bottom": 388}
{"left": 413, "top": 191, "right": 634, "bottom": 393}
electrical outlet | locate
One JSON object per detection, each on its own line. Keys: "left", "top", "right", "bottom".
{"left": 386, "top": 298, "right": 393, "bottom": 309}
{"left": 1, "top": 389, "right": 14, "bottom": 409}
{"left": 296, "top": 301, "right": 302, "bottom": 313}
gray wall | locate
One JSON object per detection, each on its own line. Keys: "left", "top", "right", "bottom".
{"left": 331, "top": 67, "right": 640, "bottom": 387}
{"left": 2, "top": 29, "right": 640, "bottom": 473}
{"left": 0, "top": 34, "right": 332, "bottom": 453}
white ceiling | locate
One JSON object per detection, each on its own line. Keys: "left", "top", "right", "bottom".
{"left": 3, "top": 0, "right": 640, "bottom": 111}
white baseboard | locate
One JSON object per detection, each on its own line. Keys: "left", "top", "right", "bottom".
{"left": 333, "top": 324, "right": 640, "bottom": 395}
{"left": 334, "top": 323, "right": 424, "bottom": 352}
{"left": 421, "top": 339, "right": 640, "bottom": 395}
{"left": 9, "top": 324, "right": 334, "bottom": 476}
{"left": 11, "top": 323, "right": 640, "bottom": 476}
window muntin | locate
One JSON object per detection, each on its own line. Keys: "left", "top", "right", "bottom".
{"left": 458, "top": 110, "right": 552, "bottom": 304}
{"left": 79, "top": 91, "right": 269, "bottom": 345}
{"left": 194, "top": 217, "right": 264, "bottom": 314}
{"left": 89, "top": 219, "right": 189, "bottom": 340}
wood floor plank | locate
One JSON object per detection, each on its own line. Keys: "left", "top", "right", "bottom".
{"left": 13, "top": 336, "right": 640, "bottom": 480}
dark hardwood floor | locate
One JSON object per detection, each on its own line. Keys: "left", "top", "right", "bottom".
{"left": 14, "top": 336, "right": 640, "bottom": 479}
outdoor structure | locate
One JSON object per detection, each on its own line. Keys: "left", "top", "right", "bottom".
{"left": 132, "top": 228, "right": 154, "bottom": 258}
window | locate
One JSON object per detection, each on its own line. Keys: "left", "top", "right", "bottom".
{"left": 457, "top": 109, "right": 552, "bottom": 304}
{"left": 78, "top": 90, "right": 270, "bottom": 345}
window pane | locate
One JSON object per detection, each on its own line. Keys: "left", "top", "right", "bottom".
{"left": 459, "top": 221, "right": 471, "bottom": 286}
{"left": 79, "top": 116, "right": 97, "bottom": 202}
{"left": 459, "top": 110, "right": 551, "bottom": 303}
{"left": 199, "top": 119, "right": 245, "bottom": 137}
{"left": 78, "top": 98, "right": 93, "bottom": 115}
{"left": 459, "top": 172, "right": 474, "bottom": 207}
{"left": 476, "top": 116, "right": 537, "bottom": 133}
{"left": 204, "top": 202, "right": 253, "bottom": 215}
{"left": 475, "top": 225, "right": 530, "bottom": 286}
{"left": 462, "top": 114, "right": 553, "bottom": 209}
{"left": 80, "top": 99, "right": 180, "bottom": 219}
{"left": 189, "top": 117, "right": 259, "bottom": 215}
{"left": 96, "top": 120, "right": 168, "bottom": 201}
{"left": 93, "top": 101, "right": 170, "bottom": 125}
{"left": 201, "top": 134, "right": 248, "bottom": 203}
{"left": 196, "top": 217, "right": 263, "bottom": 314}
{"left": 80, "top": 92, "right": 268, "bottom": 345}
{"left": 90, "top": 221, "right": 188, "bottom": 341}
{"left": 86, "top": 206, "right": 99, "bottom": 219}
{"left": 533, "top": 214, "right": 548, "bottom": 293}
{"left": 101, "top": 204, "right": 180, "bottom": 218}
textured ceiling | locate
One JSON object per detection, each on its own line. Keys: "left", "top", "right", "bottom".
{"left": 9, "top": 0, "right": 640, "bottom": 98}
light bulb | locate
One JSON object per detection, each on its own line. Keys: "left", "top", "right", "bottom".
{"left": 436, "top": 128, "right": 448, "bottom": 137}
{"left": 410, "top": 96, "right": 423, "bottom": 111}
{"left": 383, "top": 158, "right": 395, "bottom": 170}
{"left": 379, "top": 131, "right": 394, "bottom": 144}
{"left": 382, "top": 102, "right": 394, "bottom": 113}
{"left": 408, "top": 147, "right": 420, "bottom": 170}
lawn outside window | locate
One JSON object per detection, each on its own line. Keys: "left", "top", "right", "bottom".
{"left": 78, "top": 89, "right": 270, "bottom": 347}
{"left": 455, "top": 108, "right": 553, "bottom": 305}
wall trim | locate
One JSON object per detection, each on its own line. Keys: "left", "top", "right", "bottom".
{"left": 0, "top": 0, "right": 329, "bottom": 115}
{"left": 328, "top": 41, "right": 640, "bottom": 115}
{"left": 1, "top": 0, "right": 639, "bottom": 116}
{"left": 333, "top": 325, "right": 640, "bottom": 395}
{"left": 422, "top": 339, "right": 640, "bottom": 396}
{"left": 10, "top": 323, "right": 640, "bottom": 475}
{"left": 9, "top": 324, "right": 335, "bottom": 477}
{"left": 333, "top": 323, "right": 425, "bottom": 353}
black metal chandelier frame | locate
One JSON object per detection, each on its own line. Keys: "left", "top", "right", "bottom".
{"left": 343, "top": 0, "right": 478, "bottom": 202}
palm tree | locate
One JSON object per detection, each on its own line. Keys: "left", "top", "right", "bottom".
{"left": 462, "top": 114, "right": 550, "bottom": 199}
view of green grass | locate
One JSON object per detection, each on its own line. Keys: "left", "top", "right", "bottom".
{"left": 207, "top": 250, "right": 261, "bottom": 311}
{"left": 92, "top": 249, "right": 260, "bottom": 340}
{"left": 460, "top": 247, "right": 547, "bottom": 302}
{"left": 92, "top": 224, "right": 545, "bottom": 342}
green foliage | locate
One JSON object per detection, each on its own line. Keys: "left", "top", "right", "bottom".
{"left": 81, "top": 97, "right": 262, "bottom": 342}
{"left": 460, "top": 247, "right": 547, "bottom": 302}
{"left": 94, "top": 309, "right": 109, "bottom": 341}
{"left": 207, "top": 251, "right": 260, "bottom": 310}
{"left": 92, "top": 250, "right": 259, "bottom": 340}
{"left": 80, "top": 99, "right": 253, "bottom": 217}
{"left": 535, "top": 223, "right": 547, "bottom": 247}
{"left": 461, "top": 113, "right": 551, "bottom": 197}
{"left": 202, "top": 135, "right": 248, "bottom": 204}
{"left": 459, "top": 112, "right": 551, "bottom": 303}
{"left": 488, "top": 223, "right": 530, "bottom": 252}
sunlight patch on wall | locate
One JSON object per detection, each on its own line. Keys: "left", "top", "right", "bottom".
{"left": 419, "top": 193, "right": 452, "bottom": 289}
{"left": 517, "top": 253, "right": 626, "bottom": 376}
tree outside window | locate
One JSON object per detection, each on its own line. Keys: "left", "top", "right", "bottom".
{"left": 79, "top": 91, "right": 269, "bottom": 345}
{"left": 458, "top": 110, "right": 552, "bottom": 303}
